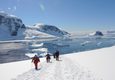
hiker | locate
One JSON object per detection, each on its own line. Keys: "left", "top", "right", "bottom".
{"left": 53, "top": 52, "right": 55, "bottom": 59}
{"left": 32, "top": 55, "right": 40, "bottom": 70}
{"left": 55, "top": 50, "right": 60, "bottom": 61}
{"left": 45, "top": 53, "right": 51, "bottom": 63}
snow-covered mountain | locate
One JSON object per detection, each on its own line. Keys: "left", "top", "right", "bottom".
{"left": 103, "top": 30, "right": 115, "bottom": 38}
{"left": 0, "top": 11, "right": 70, "bottom": 40}
{"left": 32, "top": 23, "right": 70, "bottom": 37}
{"left": 24, "top": 23, "right": 70, "bottom": 39}
{"left": 106, "top": 30, "right": 115, "bottom": 34}
{"left": 0, "top": 11, "right": 26, "bottom": 40}
{"left": 24, "top": 26, "right": 57, "bottom": 39}
{"left": 89, "top": 31, "right": 103, "bottom": 36}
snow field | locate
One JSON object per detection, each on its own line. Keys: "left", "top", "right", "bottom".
{"left": 1, "top": 46, "right": 115, "bottom": 80}
{"left": 14, "top": 56, "right": 100, "bottom": 80}
{"left": 65, "top": 46, "right": 115, "bottom": 80}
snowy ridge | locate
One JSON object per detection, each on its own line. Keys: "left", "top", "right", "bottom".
{"left": 32, "top": 23, "right": 70, "bottom": 37}
{"left": 24, "top": 26, "right": 56, "bottom": 39}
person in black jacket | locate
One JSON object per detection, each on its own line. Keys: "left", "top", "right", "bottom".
{"left": 53, "top": 52, "right": 55, "bottom": 59}
{"left": 45, "top": 53, "right": 51, "bottom": 63}
{"left": 55, "top": 50, "right": 59, "bottom": 61}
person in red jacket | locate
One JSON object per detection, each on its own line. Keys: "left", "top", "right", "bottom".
{"left": 32, "top": 55, "right": 40, "bottom": 70}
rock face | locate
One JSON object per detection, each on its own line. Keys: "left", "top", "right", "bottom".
{"left": 33, "top": 23, "right": 69, "bottom": 37}
{"left": 89, "top": 31, "right": 104, "bottom": 36}
{"left": 0, "top": 11, "right": 26, "bottom": 40}
{"left": 94, "top": 31, "right": 103, "bottom": 36}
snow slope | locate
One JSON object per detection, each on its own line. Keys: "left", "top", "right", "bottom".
{"left": 0, "top": 46, "right": 115, "bottom": 80}
{"left": 65, "top": 46, "right": 115, "bottom": 80}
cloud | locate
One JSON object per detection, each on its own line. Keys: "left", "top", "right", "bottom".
{"left": 8, "top": 7, "right": 11, "bottom": 10}
{"left": 39, "top": 3, "right": 45, "bottom": 12}
{"left": 7, "top": 6, "right": 17, "bottom": 13}
{"left": 13, "top": 6, "right": 17, "bottom": 10}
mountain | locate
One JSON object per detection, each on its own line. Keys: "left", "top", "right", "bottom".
{"left": 0, "top": 11, "right": 70, "bottom": 40}
{"left": 89, "top": 31, "right": 104, "bottom": 36}
{"left": 0, "top": 11, "right": 26, "bottom": 40}
{"left": 25, "top": 23, "right": 70, "bottom": 39}
{"left": 104, "top": 30, "right": 115, "bottom": 38}
{"left": 25, "top": 26, "right": 56, "bottom": 39}
{"left": 107, "top": 30, "right": 115, "bottom": 34}
{"left": 32, "top": 23, "right": 70, "bottom": 37}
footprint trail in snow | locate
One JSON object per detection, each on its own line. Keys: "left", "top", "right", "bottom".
{"left": 14, "top": 56, "right": 102, "bottom": 80}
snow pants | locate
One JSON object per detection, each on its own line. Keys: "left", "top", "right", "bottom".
{"left": 34, "top": 62, "right": 38, "bottom": 70}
